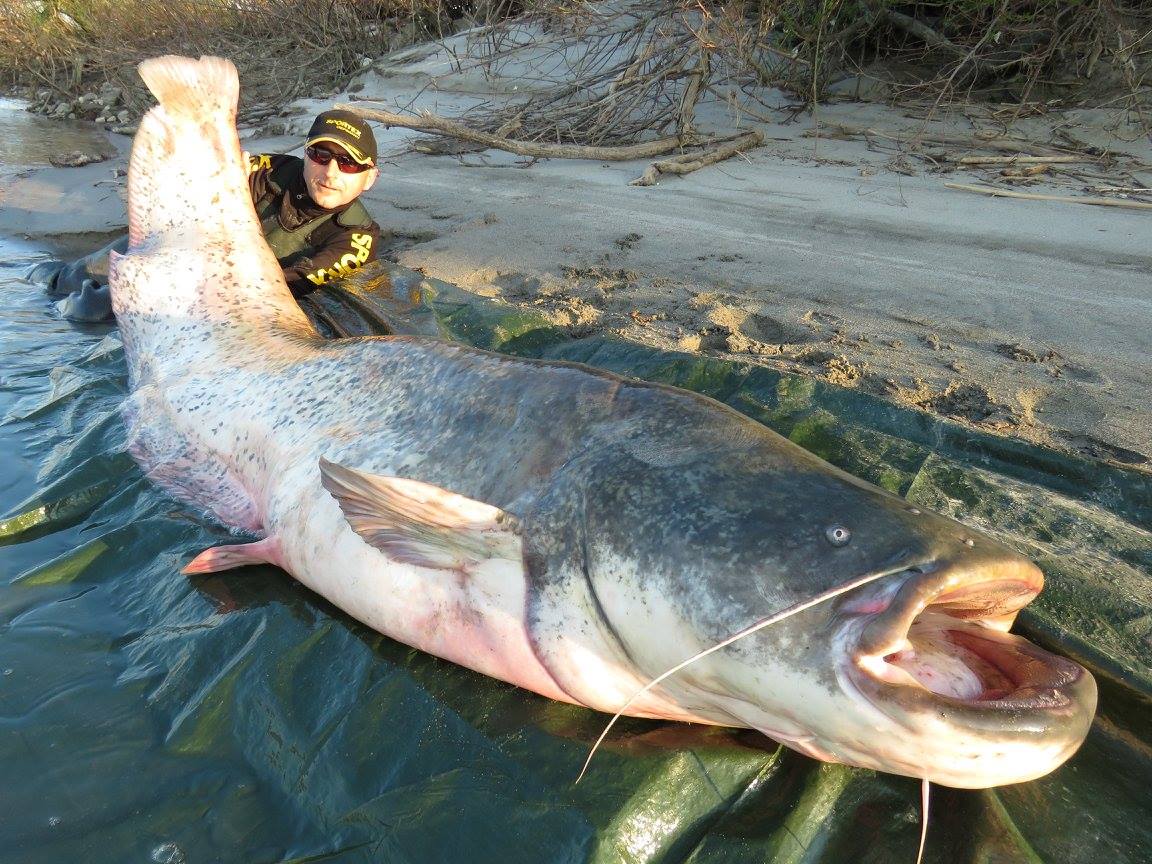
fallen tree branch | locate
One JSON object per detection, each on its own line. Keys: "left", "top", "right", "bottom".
{"left": 863, "top": 3, "right": 1038, "bottom": 86}
{"left": 809, "top": 124, "right": 1063, "bottom": 155}
{"left": 1092, "top": 185, "right": 1152, "bottom": 194}
{"left": 878, "top": 8, "right": 970, "bottom": 59}
{"left": 340, "top": 103, "right": 685, "bottom": 161}
{"left": 630, "top": 130, "right": 763, "bottom": 186}
{"left": 956, "top": 155, "right": 1090, "bottom": 165}
{"left": 677, "top": 43, "right": 710, "bottom": 138}
{"left": 945, "top": 182, "right": 1152, "bottom": 210}
{"left": 1001, "top": 164, "right": 1051, "bottom": 178}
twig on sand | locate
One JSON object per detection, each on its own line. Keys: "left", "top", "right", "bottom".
{"left": 1001, "top": 164, "right": 1051, "bottom": 177}
{"left": 339, "top": 103, "right": 684, "bottom": 161}
{"left": 630, "top": 130, "right": 764, "bottom": 186}
{"left": 956, "top": 155, "right": 1089, "bottom": 165}
{"left": 1091, "top": 185, "right": 1152, "bottom": 194}
{"left": 809, "top": 124, "right": 1064, "bottom": 155}
{"left": 945, "top": 182, "right": 1152, "bottom": 210}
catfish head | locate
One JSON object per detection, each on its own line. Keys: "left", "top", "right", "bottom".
{"left": 570, "top": 430, "right": 1097, "bottom": 790}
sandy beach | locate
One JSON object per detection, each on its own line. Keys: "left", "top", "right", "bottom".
{"left": 2, "top": 28, "right": 1149, "bottom": 471}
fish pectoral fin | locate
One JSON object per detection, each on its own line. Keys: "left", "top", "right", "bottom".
{"left": 319, "top": 458, "right": 522, "bottom": 572}
{"left": 182, "top": 536, "right": 283, "bottom": 574}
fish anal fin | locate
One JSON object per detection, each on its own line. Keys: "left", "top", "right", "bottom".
{"left": 319, "top": 458, "right": 521, "bottom": 573}
{"left": 182, "top": 536, "right": 282, "bottom": 574}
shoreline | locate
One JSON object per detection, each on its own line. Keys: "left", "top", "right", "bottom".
{"left": 2, "top": 37, "right": 1149, "bottom": 473}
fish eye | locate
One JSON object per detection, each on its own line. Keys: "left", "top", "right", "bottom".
{"left": 825, "top": 525, "right": 852, "bottom": 547}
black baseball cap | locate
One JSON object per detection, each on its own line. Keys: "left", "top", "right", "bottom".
{"left": 306, "top": 109, "right": 377, "bottom": 166}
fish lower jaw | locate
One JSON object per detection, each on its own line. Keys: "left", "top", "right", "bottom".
{"left": 853, "top": 615, "right": 1021, "bottom": 701}
{"left": 834, "top": 612, "right": 1097, "bottom": 787}
{"left": 850, "top": 611, "right": 1089, "bottom": 708}
{"left": 846, "top": 560, "right": 1059, "bottom": 704}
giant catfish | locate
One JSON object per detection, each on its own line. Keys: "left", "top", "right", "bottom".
{"left": 108, "top": 55, "right": 1096, "bottom": 789}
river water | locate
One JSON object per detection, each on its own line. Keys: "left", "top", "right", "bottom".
{"left": 0, "top": 96, "right": 116, "bottom": 168}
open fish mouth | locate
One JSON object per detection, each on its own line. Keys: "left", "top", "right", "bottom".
{"left": 841, "top": 559, "right": 1096, "bottom": 746}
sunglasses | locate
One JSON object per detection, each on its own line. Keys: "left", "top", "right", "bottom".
{"left": 305, "top": 145, "right": 372, "bottom": 174}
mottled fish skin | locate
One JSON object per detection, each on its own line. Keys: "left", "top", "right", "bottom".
{"left": 109, "top": 56, "right": 1096, "bottom": 789}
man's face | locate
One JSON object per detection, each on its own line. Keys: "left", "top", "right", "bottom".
{"left": 302, "top": 142, "right": 378, "bottom": 209}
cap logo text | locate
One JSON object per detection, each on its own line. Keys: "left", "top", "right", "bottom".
{"left": 325, "top": 118, "right": 361, "bottom": 139}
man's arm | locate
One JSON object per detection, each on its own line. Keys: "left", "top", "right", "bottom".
{"left": 281, "top": 222, "right": 383, "bottom": 297}
{"left": 245, "top": 151, "right": 279, "bottom": 202}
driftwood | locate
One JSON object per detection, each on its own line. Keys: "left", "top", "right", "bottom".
{"left": 342, "top": 102, "right": 762, "bottom": 186}
{"left": 957, "top": 155, "right": 1089, "bottom": 165}
{"left": 808, "top": 124, "right": 1064, "bottom": 155}
{"left": 630, "top": 131, "right": 765, "bottom": 186}
{"left": 1001, "top": 164, "right": 1051, "bottom": 178}
{"left": 1092, "top": 186, "right": 1152, "bottom": 194}
{"left": 945, "top": 183, "right": 1152, "bottom": 210}
{"left": 340, "top": 103, "right": 684, "bottom": 162}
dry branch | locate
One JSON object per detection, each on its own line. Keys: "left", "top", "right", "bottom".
{"left": 956, "top": 155, "right": 1090, "bottom": 165}
{"left": 677, "top": 45, "right": 710, "bottom": 137}
{"left": 342, "top": 103, "right": 685, "bottom": 160}
{"left": 1001, "top": 164, "right": 1051, "bottom": 177}
{"left": 873, "top": 6, "right": 970, "bottom": 59}
{"left": 438, "top": 7, "right": 708, "bottom": 148}
{"left": 1092, "top": 185, "right": 1152, "bottom": 193}
{"left": 808, "top": 124, "right": 1064, "bottom": 155}
{"left": 945, "top": 182, "right": 1152, "bottom": 210}
{"left": 630, "top": 130, "right": 764, "bottom": 186}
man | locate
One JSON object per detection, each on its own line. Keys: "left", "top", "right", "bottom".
{"left": 247, "top": 108, "right": 383, "bottom": 297}
{"left": 45, "top": 109, "right": 384, "bottom": 320}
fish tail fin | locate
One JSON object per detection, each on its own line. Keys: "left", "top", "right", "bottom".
{"left": 126, "top": 56, "right": 247, "bottom": 249}
{"left": 138, "top": 55, "right": 238, "bottom": 121}
{"left": 116, "top": 54, "right": 314, "bottom": 338}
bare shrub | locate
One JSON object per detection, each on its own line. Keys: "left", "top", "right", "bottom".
{"left": 4, "top": 0, "right": 1150, "bottom": 139}
{"left": 448, "top": 0, "right": 1152, "bottom": 146}
{"left": 0, "top": 0, "right": 458, "bottom": 118}
{"left": 750, "top": 0, "right": 1152, "bottom": 105}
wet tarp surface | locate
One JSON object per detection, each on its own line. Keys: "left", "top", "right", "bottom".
{"left": 1, "top": 253, "right": 1149, "bottom": 864}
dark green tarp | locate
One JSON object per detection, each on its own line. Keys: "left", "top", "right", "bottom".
{"left": 2, "top": 257, "right": 1149, "bottom": 863}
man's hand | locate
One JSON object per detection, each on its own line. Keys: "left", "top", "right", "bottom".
{"left": 244, "top": 152, "right": 273, "bottom": 174}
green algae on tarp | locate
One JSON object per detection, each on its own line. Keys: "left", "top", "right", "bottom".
{"left": 2, "top": 256, "right": 1149, "bottom": 864}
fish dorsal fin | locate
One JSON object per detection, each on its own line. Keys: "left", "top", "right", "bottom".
{"left": 319, "top": 458, "right": 522, "bottom": 572}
